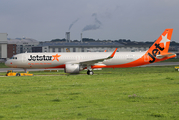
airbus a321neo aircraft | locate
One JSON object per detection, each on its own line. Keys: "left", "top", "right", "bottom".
{"left": 5, "top": 29, "right": 176, "bottom": 75}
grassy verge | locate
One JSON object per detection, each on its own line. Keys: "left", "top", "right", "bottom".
{"left": 0, "top": 66, "right": 179, "bottom": 119}
{"left": 0, "top": 63, "right": 8, "bottom": 68}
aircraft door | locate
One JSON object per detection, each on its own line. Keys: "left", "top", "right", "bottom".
{"left": 76, "top": 56, "right": 81, "bottom": 61}
{"left": 22, "top": 54, "right": 27, "bottom": 63}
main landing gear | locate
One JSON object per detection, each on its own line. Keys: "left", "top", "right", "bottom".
{"left": 87, "top": 70, "right": 94, "bottom": 75}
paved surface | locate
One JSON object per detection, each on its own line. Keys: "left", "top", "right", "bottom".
{"left": 0, "top": 68, "right": 64, "bottom": 72}
{"left": 140, "top": 62, "right": 179, "bottom": 67}
{"left": 0, "top": 62, "right": 179, "bottom": 72}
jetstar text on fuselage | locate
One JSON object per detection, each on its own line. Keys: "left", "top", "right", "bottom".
{"left": 28, "top": 55, "right": 52, "bottom": 61}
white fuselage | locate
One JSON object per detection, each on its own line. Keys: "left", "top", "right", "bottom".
{"left": 5, "top": 51, "right": 146, "bottom": 69}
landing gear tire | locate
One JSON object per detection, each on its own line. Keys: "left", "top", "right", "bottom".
{"left": 87, "top": 70, "right": 94, "bottom": 75}
{"left": 16, "top": 73, "right": 21, "bottom": 76}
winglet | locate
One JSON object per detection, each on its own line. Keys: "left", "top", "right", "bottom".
{"left": 107, "top": 48, "right": 117, "bottom": 59}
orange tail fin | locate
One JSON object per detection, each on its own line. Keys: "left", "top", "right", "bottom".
{"left": 147, "top": 28, "right": 173, "bottom": 63}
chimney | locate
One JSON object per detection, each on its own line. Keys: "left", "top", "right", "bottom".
{"left": 66, "top": 32, "right": 70, "bottom": 42}
{"left": 81, "top": 33, "right": 82, "bottom": 43}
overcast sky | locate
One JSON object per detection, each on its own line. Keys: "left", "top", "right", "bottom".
{"left": 0, "top": 0, "right": 179, "bottom": 42}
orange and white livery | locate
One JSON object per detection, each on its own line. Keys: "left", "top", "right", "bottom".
{"left": 5, "top": 29, "right": 176, "bottom": 75}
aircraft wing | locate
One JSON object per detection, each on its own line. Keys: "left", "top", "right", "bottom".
{"left": 156, "top": 52, "right": 176, "bottom": 59}
{"left": 66, "top": 48, "right": 117, "bottom": 66}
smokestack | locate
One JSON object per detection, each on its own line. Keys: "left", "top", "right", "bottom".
{"left": 81, "top": 33, "right": 82, "bottom": 43}
{"left": 66, "top": 32, "right": 70, "bottom": 43}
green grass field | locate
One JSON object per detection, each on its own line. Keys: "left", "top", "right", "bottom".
{"left": 0, "top": 66, "right": 179, "bottom": 120}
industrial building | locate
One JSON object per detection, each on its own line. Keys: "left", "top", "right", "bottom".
{"left": 32, "top": 41, "right": 149, "bottom": 53}
{"left": 7, "top": 44, "right": 16, "bottom": 58}
{"left": 32, "top": 42, "right": 124, "bottom": 52}
{"left": 0, "top": 33, "right": 8, "bottom": 60}
{"left": 7, "top": 38, "right": 39, "bottom": 54}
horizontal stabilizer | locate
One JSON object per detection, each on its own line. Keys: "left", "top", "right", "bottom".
{"left": 156, "top": 53, "right": 176, "bottom": 59}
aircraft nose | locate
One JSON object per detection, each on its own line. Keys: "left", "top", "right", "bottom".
{"left": 5, "top": 60, "right": 10, "bottom": 67}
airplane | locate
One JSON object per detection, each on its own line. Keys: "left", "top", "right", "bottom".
{"left": 5, "top": 29, "right": 176, "bottom": 75}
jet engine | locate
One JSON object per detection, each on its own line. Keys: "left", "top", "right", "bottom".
{"left": 65, "top": 63, "right": 82, "bottom": 73}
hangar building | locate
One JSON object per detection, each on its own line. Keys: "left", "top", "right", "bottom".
{"left": 0, "top": 33, "right": 8, "bottom": 60}
{"left": 32, "top": 41, "right": 150, "bottom": 53}
{"left": 7, "top": 38, "right": 39, "bottom": 54}
{"left": 32, "top": 42, "right": 126, "bottom": 52}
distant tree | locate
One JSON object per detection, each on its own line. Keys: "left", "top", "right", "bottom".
{"left": 51, "top": 38, "right": 66, "bottom": 42}
{"left": 82, "top": 38, "right": 95, "bottom": 42}
{"left": 170, "top": 41, "right": 179, "bottom": 46}
{"left": 73, "top": 40, "right": 79, "bottom": 42}
{"left": 127, "top": 39, "right": 131, "bottom": 42}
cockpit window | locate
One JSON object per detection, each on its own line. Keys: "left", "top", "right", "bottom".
{"left": 10, "top": 57, "right": 17, "bottom": 59}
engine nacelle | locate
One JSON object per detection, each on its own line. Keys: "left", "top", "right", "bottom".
{"left": 65, "top": 63, "right": 82, "bottom": 73}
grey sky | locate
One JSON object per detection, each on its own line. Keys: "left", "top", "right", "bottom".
{"left": 0, "top": 0, "right": 179, "bottom": 42}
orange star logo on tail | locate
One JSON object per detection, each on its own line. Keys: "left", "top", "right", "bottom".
{"left": 52, "top": 54, "right": 61, "bottom": 62}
